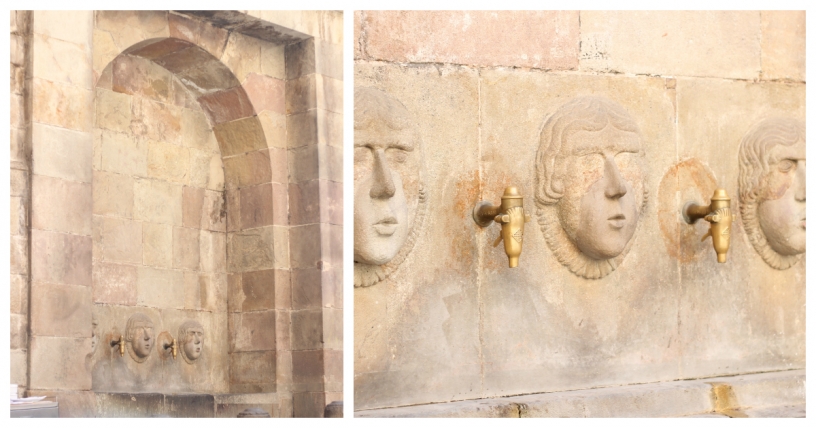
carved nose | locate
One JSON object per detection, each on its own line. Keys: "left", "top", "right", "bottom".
{"left": 604, "top": 156, "right": 628, "bottom": 199}
{"left": 795, "top": 160, "right": 806, "bottom": 202}
{"left": 370, "top": 149, "right": 396, "bottom": 199}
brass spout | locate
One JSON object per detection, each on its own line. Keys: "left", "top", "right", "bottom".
{"left": 473, "top": 186, "right": 531, "bottom": 268}
{"left": 164, "top": 338, "right": 177, "bottom": 359}
{"left": 683, "top": 189, "right": 732, "bottom": 263}
{"left": 110, "top": 335, "right": 125, "bottom": 357}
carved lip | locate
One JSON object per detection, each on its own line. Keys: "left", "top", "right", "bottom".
{"left": 608, "top": 213, "right": 626, "bottom": 229}
{"left": 373, "top": 216, "right": 398, "bottom": 236}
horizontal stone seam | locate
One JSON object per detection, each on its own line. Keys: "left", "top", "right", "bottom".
{"left": 93, "top": 302, "right": 228, "bottom": 314}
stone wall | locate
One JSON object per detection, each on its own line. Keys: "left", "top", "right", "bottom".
{"left": 353, "top": 11, "right": 804, "bottom": 411}
{"left": 11, "top": 10, "right": 342, "bottom": 418}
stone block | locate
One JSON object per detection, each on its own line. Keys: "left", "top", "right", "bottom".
{"left": 224, "top": 149, "right": 273, "bottom": 190}
{"left": 212, "top": 116, "right": 267, "bottom": 157}
{"left": 229, "top": 351, "right": 276, "bottom": 389}
{"left": 95, "top": 88, "right": 132, "bottom": 133}
{"left": 200, "top": 230, "right": 227, "bottom": 273}
{"left": 186, "top": 272, "right": 227, "bottom": 312}
{"left": 10, "top": 235, "right": 29, "bottom": 276}
{"left": 92, "top": 29, "right": 119, "bottom": 76}
{"left": 11, "top": 313, "right": 28, "bottom": 349}
{"left": 10, "top": 33, "right": 25, "bottom": 66}
{"left": 288, "top": 224, "right": 322, "bottom": 269}
{"left": 96, "top": 129, "right": 148, "bottom": 177}
{"left": 226, "top": 190, "right": 241, "bottom": 232}
{"left": 286, "top": 110, "right": 318, "bottom": 148}
{"left": 31, "top": 229, "right": 92, "bottom": 286}
{"left": 579, "top": 11, "right": 760, "bottom": 78}
{"left": 202, "top": 190, "right": 227, "bottom": 232}
{"left": 276, "top": 311, "right": 291, "bottom": 352}
{"left": 29, "top": 336, "right": 92, "bottom": 390}
{"left": 11, "top": 63, "right": 25, "bottom": 95}
{"left": 221, "top": 31, "right": 262, "bottom": 83}
{"left": 111, "top": 54, "right": 175, "bottom": 105}
{"left": 289, "top": 180, "right": 322, "bottom": 226}
{"left": 285, "top": 73, "right": 315, "bottom": 115}
{"left": 322, "top": 267, "right": 342, "bottom": 309}
{"left": 198, "top": 86, "right": 255, "bottom": 125}
{"left": 707, "top": 370, "right": 805, "bottom": 409}
{"left": 173, "top": 226, "right": 201, "bottom": 270}
{"left": 181, "top": 108, "right": 219, "bottom": 153}
{"left": 285, "top": 38, "right": 315, "bottom": 81}
{"left": 125, "top": 37, "right": 191, "bottom": 61}
{"left": 95, "top": 392, "right": 164, "bottom": 418}
{"left": 32, "top": 175, "right": 92, "bottom": 236}
{"left": 142, "top": 222, "right": 172, "bottom": 268}
{"left": 32, "top": 33, "right": 92, "bottom": 89}
{"left": 10, "top": 92, "right": 24, "bottom": 129}
{"left": 362, "top": 11, "right": 579, "bottom": 69}
{"left": 32, "top": 123, "right": 93, "bottom": 183}
{"left": 10, "top": 127, "right": 27, "bottom": 170}
{"left": 287, "top": 144, "right": 318, "bottom": 183}
{"left": 30, "top": 282, "right": 92, "bottom": 337}
{"left": 292, "top": 268, "right": 322, "bottom": 310}
{"left": 293, "top": 392, "right": 326, "bottom": 418}
{"left": 10, "top": 196, "right": 25, "bottom": 236}
{"left": 32, "top": 10, "right": 92, "bottom": 46}
{"left": 243, "top": 73, "right": 285, "bottom": 115}
{"left": 189, "top": 149, "right": 225, "bottom": 192}
{"left": 32, "top": 78, "right": 93, "bottom": 131}
{"left": 93, "top": 262, "right": 138, "bottom": 305}
{"left": 276, "top": 351, "right": 293, "bottom": 390}
{"left": 316, "top": 74, "right": 343, "bottom": 114}
{"left": 760, "top": 11, "right": 805, "bottom": 81}
{"left": 291, "top": 309, "right": 323, "bottom": 351}
{"left": 147, "top": 140, "right": 190, "bottom": 184}
{"left": 168, "top": 12, "right": 229, "bottom": 59}
{"left": 233, "top": 269, "right": 279, "bottom": 312}
{"left": 182, "top": 186, "right": 205, "bottom": 228}
{"left": 315, "top": 39, "right": 343, "bottom": 81}
{"left": 260, "top": 40, "right": 285, "bottom": 80}
{"left": 93, "top": 171, "right": 134, "bottom": 218}
{"left": 240, "top": 182, "right": 286, "bottom": 228}
{"left": 227, "top": 226, "right": 287, "bottom": 272}
{"left": 165, "top": 394, "right": 216, "bottom": 418}
{"left": 10, "top": 169, "right": 27, "bottom": 197}
{"left": 258, "top": 110, "right": 286, "bottom": 149}
{"left": 133, "top": 178, "right": 182, "bottom": 225}
{"left": 229, "top": 311, "right": 277, "bottom": 352}
{"left": 137, "top": 266, "right": 184, "bottom": 309}
{"left": 94, "top": 216, "right": 142, "bottom": 264}
{"left": 323, "top": 350, "right": 342, "bottom": 391}
{"left": 10, "top": 274, "right": 28, "bottom": 315}
{"left": 95, "top": 11, "right": 168, "bottom": 52}
{"left": 10, "top": 349, "right": 27, "bottom": 387}
{"left": 322, "top": 308, "right": 342, "bottom": 350}
{"left": 130, "top": 97, "right": 181, "bottom": 145}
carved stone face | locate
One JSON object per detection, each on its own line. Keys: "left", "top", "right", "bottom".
{"left": 354, "top": 88, "right": 422, "bottom": 267}
{"left": 182, "top": 326, "right": 204, "bottom": 361}
{"left": 128, "top": 321, "right": 154, "bottom": 360}
{"left": 557, "top": 126, "right": 643, "bottom": 260}
{"left": 757, "top": 140, "right": 806, "bottom": 256}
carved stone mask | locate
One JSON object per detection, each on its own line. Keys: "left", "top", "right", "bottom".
{"left": 739, "top": 117, "right": 806, "bottom": 269}
{"left": 354, "top": 87, "right": 427, "bottom": 287}
{"left": 535, "top": 96, "right": 647, "bottom": 279}
{"left": 125, "top": 313, "right": 154, "bottom": 362}
{"left": 178, "top": 320, "right": 204, "bottom": 364}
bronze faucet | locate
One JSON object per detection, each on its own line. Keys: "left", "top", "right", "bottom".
{"left": 110, "top": 335, "right": 125, "bottom": 357}
{"left": 164, "top": 338, "right": 177, "bottom": 359}
{"left": 473, "top": 187, "right": 531, "bottom": 268}
{"left": 683, "top": 189, "right": 732, "bottom": 263}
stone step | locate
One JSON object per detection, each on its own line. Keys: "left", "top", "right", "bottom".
{"left": 355, "top": 369, "right": 805, "bottom": 418}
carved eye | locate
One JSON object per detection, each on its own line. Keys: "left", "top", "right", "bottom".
{"left": 778, "top": 159, "right": 796, "bottom": 173}
{"left": 387, "top": 148, "right": 408, "bottom": 163}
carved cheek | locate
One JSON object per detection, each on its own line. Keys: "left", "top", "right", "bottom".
{"left": 763, "top": 171, "right": 793, "bottom": 201}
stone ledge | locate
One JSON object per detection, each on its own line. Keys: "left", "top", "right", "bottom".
{"left": 355, "top": 369, "right": 805, "bottom": 418}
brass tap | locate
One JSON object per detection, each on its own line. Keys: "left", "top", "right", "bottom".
{"left": 110, "top": 335, "right": 125, "bottom": 357}
{"left": 164, "top": 338, "right": 177, "bottom": 359}
{"left": 473, "top": 186, "right": 531, "bottom": 268}
{"left": 683, "top": 189, "right": 732, "bottom": 263}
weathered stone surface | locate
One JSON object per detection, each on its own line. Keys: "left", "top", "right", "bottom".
{"left": 183, "top": 186, "right": 205, "bottom": 228}
{"left": 10, "top": 349, "right": 27, "bottom": 386}
{"left": 200, "top": 230, "right": 227, "bottom": 273}
{"left": 221, "top": 31, "right": 262, "bottom": 83}
{"left": 229, "top": 311, "right": 276, "bottom": 352}
{"left": 290, "top": 309, "right": 322, "bottom": 351}
{"left": 230, "top": 269, "right": 277, "bottom": 312}
{"left": 32, "top": 33, "right": 92, "bottom": 89}
{"left": 142, "top": 222, "right": 172, "bottom": 268}
{"left": 32, "top": 124, "right": 93, "bottom": 183}
{"left": 292, "top": 349, "right": 324, "bottom": 388}
{"left": 229, "top": 351, "right": 276, "bottom": 389}
{"left": 316, "top": 74, "right": 343, "bottom": 114}
{"left": 111, "top": 54, "right": 175, "bottom": 104}
{"left": 198, "top": 86, "right": 255, "bottom": 125}
{"left": 164, "top": 394, "right": 216, "bottom": 418}
{"left": 10, "top": 234, "right": 29, "bottom": 276}
{"left": 10, "top": 274, "right": 28, "bottom": 315}
{"left": 289, "top": 224, "right": 334, "bottom": 269}
{"left": 240, "top": 182, "right": 286, "bottom": 228}
{"left": 31, "top": 175, "right": 92, "bottom": 235}
{"left": 173, "top": 226, "right": 201, "bottom": 270}
{"left": 285, "top": 73, "right": 315, "bottom": 115}
{"left": 10, "top": 313, "right": 28, "bottom": 349}
{"left": 96, "top": 129, "right": 148, "bottom": 177}
{"left": 361, "top": 11, "right": 579, "bottom": 69}
{"left": 93, "top": 30, "right": 120, "bottom": 76}
{"left": 706, "top": 369, "right": 805, "bottom": 410}
{"left": 32, "top": 10, "right": 92, "bottom": 46}
{"left": 292, "top": 268, "right": 324, "bottom": 310}
{"left": 169, "top": 12, "right": 230, "bottom": 60}
{"left": 94, "top": 216, "right": 143, "bottom": 264}
{"left": 258, "top": 110, "right": 286, "bottom": 149}
{"left": 293, "top": 392, "right": 327, "bottom": 418}
{"left": 276, "top": 311, "right": 291, "bottom": 352}
{"left": 213, "top": 116, "right": 267, "bottom": 157}
{"left": 93, "top": 262, "right": 138, "bottom": 305}
{"left": 579, "top": 11, "right": 760, "bottom": 78}
{"left": 25, "top": 390, "right": 97, "bottom": 418}
{"left": 30, "top": 282, "right": 92, "bottom": 337}
{"left": 10, "top": 169, "right": 27, "bottom": 198}
{"left": 224, "top": 149, "right": 273, "bottom": 190}
{"left": 184, "top": 272, "right": 227, "bottom": 312}
{"left": 147, "top": 140, "right": 190, "bottom": 184}
{"left": 10, "top": 196, "right": 25, "bottom": 237}
{"left": 133, "top": 178, "right": 182, "bottom": 225}
{"left": 29, "top": 336, "right": 92, "bottom": 390}
{"left": 137, "top": 266, "right": 184, "bottom": 308}
{"left": 93, "top": 171, "right": 134, "bottom": 218}
{"left": 228, "top": 226, "right": 288, "bottom": 272}
{"left": 182, "top": 108, "right": 219, "bottom": 153}
{"left": 32, "top": 78, "right": 93, "bottom": 131}
{"left": 31, "top": 229, "right": 92, "bottom": 286}
{"left": 130, "top": 97, "right": 181, "bottom": 145}
{"left": 260, "top": 40, "right": 285, "bottom": 80}
{"left": 95, "top": 11, "right": 169, "bottom": 52}
{"left": 189, "top": 149, "right": 225, "bottom": 191}
{"left": 315, "top": 39, "right": 343, "bottom": 81}
{"left": 760, "top": 11, "right": 805, "bottom": 81}
{"left": 243, "top": 73, "right": 285, "bottom": 115}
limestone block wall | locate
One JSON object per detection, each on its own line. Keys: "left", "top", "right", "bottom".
{"left": 11, "top": 10, "right": 342, "bottom": 418}
{"left": 353, "top": 11, "right": 804, "bottom": 410}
